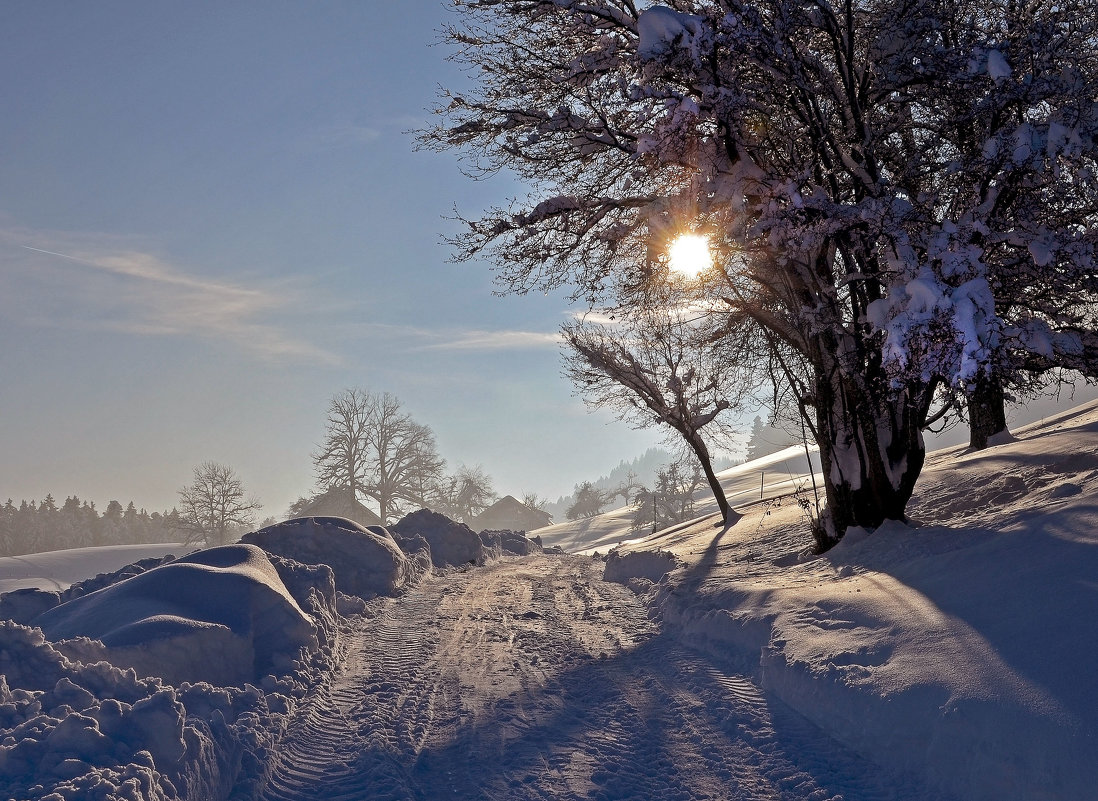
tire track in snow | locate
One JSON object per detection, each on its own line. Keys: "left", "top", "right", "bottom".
{"left": 254, "top": 554, "right": 948, "bottom": 801}
{"left": 256, "top": 583, "right": 456, "bottom": 801}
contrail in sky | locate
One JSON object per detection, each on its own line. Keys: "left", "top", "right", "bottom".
{"left": 21, "top": 245, "right": 99, "bottom": 265}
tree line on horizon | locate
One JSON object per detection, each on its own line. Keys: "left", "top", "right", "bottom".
{"left": 0, "top": 495, "right": 185, "bottom": 558}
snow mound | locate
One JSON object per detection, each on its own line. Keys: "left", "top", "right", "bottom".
{"left": 603, "top": 548, "right": 680, "bottom": 586}
{"left": 242, "top": 516, "right": 425, "bottom": 598}
{"left": 1, "top": 554, "right": 177, "bottom": 625}
{"left": 0, "top": 621, "right": 284, "bottom": 801}
{"left": 392, "top": 509, "right": 486, "bottom": 568}
{"left": 33, "top": 544, "right": 321, "bottom": 687}
{"left": 478, "top": 529, "right": 543, "bottom": 558}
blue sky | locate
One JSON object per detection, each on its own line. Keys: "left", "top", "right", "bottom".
{"left": 0, "top": 1, "right": 669, "bottom": 516}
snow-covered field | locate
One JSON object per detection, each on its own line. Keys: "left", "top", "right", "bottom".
{"left": 2, "top": 402, "right": 1097, "bottom": 800}
{"left": 0, "top": 543, "right": 186, "bottom": 594}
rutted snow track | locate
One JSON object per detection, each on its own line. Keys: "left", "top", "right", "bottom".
{"left": 252, "top": 554, "right": 940, "bottom": 801}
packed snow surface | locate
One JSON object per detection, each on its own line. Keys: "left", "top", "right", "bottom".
{"left": 3, "top": 401, "right": 1098, "bottom": 799}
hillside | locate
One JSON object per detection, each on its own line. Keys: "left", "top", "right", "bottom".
{"left": 534, "top": 399, "right": 1098, "bottom": 800}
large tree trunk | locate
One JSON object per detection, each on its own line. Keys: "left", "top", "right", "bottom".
{"left": 967, "top": 372, "right": 1009, "bottom": 450}
{"left": 813, "top": 364, "right": 925, "bottom": 549}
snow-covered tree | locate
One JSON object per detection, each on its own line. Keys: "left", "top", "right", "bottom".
{"left": 177, "top": 462, "right": 261, "bottom": 547}
{"left": 425, "top": 0, "right": 1098, "bottom": 543}
{"left": 563, "top": 302, "right": 753, "bottom": 523}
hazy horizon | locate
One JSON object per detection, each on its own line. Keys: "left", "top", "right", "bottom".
{"left": 0, "top": 2, "right": 672, "bottom": 517}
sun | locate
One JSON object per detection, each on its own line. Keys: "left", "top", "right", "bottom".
{"left": 667, "top": 233, "right": 712, "bottom": 278}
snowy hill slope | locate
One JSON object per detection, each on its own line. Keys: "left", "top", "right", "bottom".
{"left": 568, "top": 399, "right": 1098, "bottom": 800}
{"left": 533, "top": 444, "right": 819, "bottom": 554}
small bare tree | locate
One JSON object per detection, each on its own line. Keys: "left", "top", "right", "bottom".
{"left": 431, "top": 464, "right": 497, "bottom": 522}
{"left": 177, "top": 462, "right": 261, "bottom": 547}
{"left": 563, "top": 305, "right": 755, "bottom": 524}
{"left": 520, "top": 492, "right": 548, "bottom": 512}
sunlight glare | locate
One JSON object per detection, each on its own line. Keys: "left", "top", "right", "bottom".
{"left": 668, "top": 233, "right": 711, "bottom": 278}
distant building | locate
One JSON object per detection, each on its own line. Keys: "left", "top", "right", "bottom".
{"left": 293, "top": 486, "right": 383, "bottom": 528}
{"left": 469, "top": 495, "right": 553, "bottom": 533}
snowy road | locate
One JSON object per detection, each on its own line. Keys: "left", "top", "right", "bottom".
{"left": 251, "top": 554, "right": 935, "bottom": 801}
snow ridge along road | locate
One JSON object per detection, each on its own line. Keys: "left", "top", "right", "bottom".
{"left": 252, "top": 553, "right": 943, "bottom": 801}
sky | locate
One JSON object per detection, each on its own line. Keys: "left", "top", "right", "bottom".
{"left": 0, "top": 1, "right": 670, "bottom": 517}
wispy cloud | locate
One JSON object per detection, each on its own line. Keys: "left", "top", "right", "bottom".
{"left": 424, "top": 329, "right": 563, "bottom": 351}
{"left": 2, "top": 229, "right": 340, "bottom": 365}
{"left": 335, "top": 319, "right": 563, "bottom": 352}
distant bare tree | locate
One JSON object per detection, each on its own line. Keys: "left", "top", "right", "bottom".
{"left": 632, "top": 458, "right": 706, "bottom": 531}
{"left": 313, "top": 388, "right": 373, "bottom": 519}
{"left": 566, "top": 482, "right": 610, "bottom": 520}
{"left": 315, "top": 388, "right": 446, "bottom": 524}
{"left": 362, "top": 393, "right": 446, "bottom": 523}
{"left": 432, "top": 464, "right": 497, "bottom": 522}
{"left": 177, "top": 462, "right": 261, "bottom": 547}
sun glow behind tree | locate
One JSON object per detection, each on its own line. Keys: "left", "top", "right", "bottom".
{"left": 667, "top": 234, "right": 711, "bottom": 278}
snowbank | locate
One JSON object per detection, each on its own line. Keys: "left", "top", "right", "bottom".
{"left": 478, "top": 528, "right": 543, "bottom": 558}
{"left": 33, "top": 544, "right": 328, "bottom": 687}
{"left": 0, "top": 621, "right": 286, "bottom": 801}
{"left": 392, "top": 509, "right": 485, "bottom": 568}
{"left": 242, "top": 516, "right": 426, "bottom": 598}
{"left": 626, "top": 400, "right": 1098, "bottom": 801}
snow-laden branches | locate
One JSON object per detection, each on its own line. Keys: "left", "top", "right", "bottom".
{"left": 427, "top": 0, "right": 1098, "bottom": 538}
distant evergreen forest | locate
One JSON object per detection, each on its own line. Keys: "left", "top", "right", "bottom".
{"left": 0, "top": 495, "right": 185, "bottom": 557}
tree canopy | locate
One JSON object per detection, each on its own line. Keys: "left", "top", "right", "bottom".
{"left": 425, "top": 0, "right": 1098, "bottom": 543}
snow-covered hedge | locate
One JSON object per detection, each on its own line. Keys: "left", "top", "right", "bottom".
{"left": 603, "top": 548, "right": 681, "bottom": 587}
{"left": 478, "top": 529, "right": 543, "bottom": 558}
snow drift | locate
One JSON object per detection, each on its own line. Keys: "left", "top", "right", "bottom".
{"left": 392, "top": 509, "right": 486, "bottom": 568}
{"left": 33, "top": 544, "right": 329, "bottom": 687}
{"left": 242, "top": 516, "right": 427, "bottom": 599}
